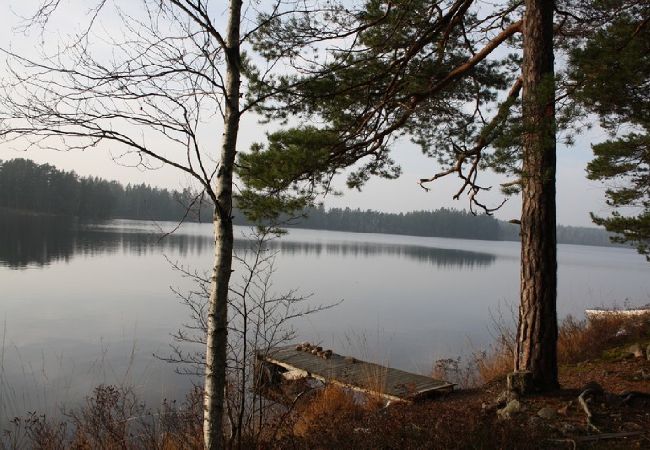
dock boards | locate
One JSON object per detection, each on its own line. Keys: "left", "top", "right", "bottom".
{"left": 259, "top": 345, "right": 454, "bottom": 402}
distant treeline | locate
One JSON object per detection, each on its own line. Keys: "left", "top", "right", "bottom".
{"left": 0, "top": 158, "right": 617, "bottom": 247}
{"left": 295, "top": 206, "right": 501, "bottom": 240}
{"left": 293, "top": 206, "right": 617, "bottom": 247}
{"left": 0, "top": 158, "right": 211, "bottom": 220}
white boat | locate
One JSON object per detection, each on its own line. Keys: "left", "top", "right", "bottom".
{"left": 585, "top": 304, "right": 650, "bottom": 318}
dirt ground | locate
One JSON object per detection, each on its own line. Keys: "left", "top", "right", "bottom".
{"left": 272, "top": 348, "right": 650, "bottom": 449}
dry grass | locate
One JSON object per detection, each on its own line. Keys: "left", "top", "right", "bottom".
{"left": 473, "top": 335, "right": 515, "bottom": 384}
{"left": 472, "top": 312, "right": 650, "bottom": 385}
{"left": 292, "top": 384, "right": 380, "bottom": 438}
{"left": 360, "top": 363, "right": 389, "bottom": 400}
{"left": 5, "top": 314, "right": 648, "bottom": 449}
{"left": 274, "top": 387, "right": 550, "bottom": 450}
{"left": 467, "top": 306, "right": 517, "bottom": 384}
{"left": 558, "top": 312, "right": 650, "bottom": 364}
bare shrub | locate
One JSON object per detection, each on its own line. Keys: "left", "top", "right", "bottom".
{"left": 65, "top": 385, "right": 139, "bottom": 448}
{"left": 472, "top": 305, "right": 516, "bottom": 384}
{"left": 2, "top": 413, "right": 68, "bottom": 450}
{"left": 432, "top": 358, "right": 479, "bottom": 388}
{"left": 1, "top": 384, "right": 203, "bottom": 450}
{"left": 160, "top": 226, "right": 338, "bottom": 448}
{"left": 157, "top": 387, "right": 203, "bottom": 450}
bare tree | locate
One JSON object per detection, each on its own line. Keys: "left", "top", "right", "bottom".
{"left": 161, "top": 227, "right": 338, "bottom": 449}
{"left": 0, "top": 1, "right": 342, "bottom": 448}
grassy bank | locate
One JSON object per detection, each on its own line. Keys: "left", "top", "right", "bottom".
{"left": 271, "top": 313, "right": 650, "bottom": 449}
{"left": 3, "top": 314, "right": 649, "bottom": 449}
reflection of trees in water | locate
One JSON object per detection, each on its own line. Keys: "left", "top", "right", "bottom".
{"left": 0, "top": 214, "right": 78, "bottom": 268}
{"left": 0, "top": 214, "right": 211, "bottom": 268}
{"left": 0, "top": 214, "right": 495, "bottom": 269}
{"left": 79, "top": 230, "right": 211, "bottom": 257}
{"left": 268, "top": 240, "right": 495, "bottom": 268}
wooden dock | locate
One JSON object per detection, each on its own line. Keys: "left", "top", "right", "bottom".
{"left": 258, "top": 345, "right": 454, "bottom": 402}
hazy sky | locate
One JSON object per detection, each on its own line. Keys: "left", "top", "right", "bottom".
{"left": 0, "top": 0, "right": 615, "bottom": 227}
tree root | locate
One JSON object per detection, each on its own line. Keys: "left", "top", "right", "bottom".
{"left": 578, "top": 388, "right": 601, "bottom": 433}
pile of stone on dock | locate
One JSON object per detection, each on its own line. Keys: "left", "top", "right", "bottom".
{"left": 296, "top": 342, "right": 333, "bottom": 359}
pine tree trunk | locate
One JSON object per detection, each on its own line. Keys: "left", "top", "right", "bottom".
{"left": 514, "top": 0, "right": 559, "bottom": 391}
{"left": 204, "top": 1, "right": 241, "bottom": 449}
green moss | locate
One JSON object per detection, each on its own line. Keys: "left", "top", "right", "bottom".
{"left": 601, "top": 338, "right": 650, "bottom": 362}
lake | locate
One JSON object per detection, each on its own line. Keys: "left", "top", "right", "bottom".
{"left": 1, "top": 214, "right": 649, "bottom": 423}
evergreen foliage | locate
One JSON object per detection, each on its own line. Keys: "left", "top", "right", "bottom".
{"left": 567, "top": 4, "right": 650, "bottom": 259}
{"left": 0, "top": 158, "right": 211, "bottom": 221}
{"left": 237, "top": 127, "right": 340, "bottom": 222}
{"left": 240, "top": 0, "right": 519, "bottom": 219}
{"left": 295, "top": 206, "right": 616, "bottom": 247}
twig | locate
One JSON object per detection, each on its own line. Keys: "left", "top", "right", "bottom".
{"left": 417, "top": 76, "right": 523, "bottom": 215}
{"left": 545, "top": 434, "right": 648, "bottom": 449}
{"left": 573, "top": 431, "right": 646, "bottom": 442}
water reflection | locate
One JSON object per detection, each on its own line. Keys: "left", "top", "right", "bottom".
{"left": 0, "top": 214, "right": 495, "bottom": 269}
{"left": 0, "top": 213, "right": 77, "bottom": 268}
{"left": 273, "top": 240, "right": 495, "bottom": 268}
{"left": 0, "top": 214, "right": 212, "bottom": 268}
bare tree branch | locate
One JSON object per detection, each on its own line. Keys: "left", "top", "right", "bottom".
{"left": 417, "top": 76, "right": 523, "bottom": 214}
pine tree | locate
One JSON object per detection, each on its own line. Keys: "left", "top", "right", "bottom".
{"left": 568, "top": 5, "right": 650, "bottom": 259}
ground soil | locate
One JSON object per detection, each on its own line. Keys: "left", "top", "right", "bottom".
{"left": 272, "top": 345, "right": 650, "bottom": 449}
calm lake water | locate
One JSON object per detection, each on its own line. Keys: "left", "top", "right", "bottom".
{"left": 1, "top": 215, "right": 649, "bottom": 422}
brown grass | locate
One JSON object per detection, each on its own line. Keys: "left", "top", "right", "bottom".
{"left": 360, "top": 362, "right": 389, "bottom": 399}
{"left": 5, "top": 314, "right": 648, "bottom": 449}
{"left": 474, "top": 335, "right": 515, "bottom": 384}
{"left": 274, "top": 388, "right": 550, "bottom": 450}
{"left": 471, "top": 308, "right": 517, "bottom": 384}
{"left": 292, "top": 384, "right": 380, "bottom": 437}
{"left": 472, "top": 312, "right": 650, "bottom": 385}
{"left": 558, "top": 313, "right": 650, "bottom": 364}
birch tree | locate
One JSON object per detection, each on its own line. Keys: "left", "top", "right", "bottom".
{"left": 0, "top": 1, "right": 336, "bottom": 447}
{"left": 161, "top": 227, "right": 337, "bottom": 448}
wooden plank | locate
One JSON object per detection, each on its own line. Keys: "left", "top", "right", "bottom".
{"left": 260, "top": 345, "right": 454, "bottom": 402}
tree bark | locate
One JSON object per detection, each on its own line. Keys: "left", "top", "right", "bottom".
{"left": 204, "top": 1, "right": 242, "bottom": 449}
{"left": 514, "top": 0, "right": 559, "bottom": 391}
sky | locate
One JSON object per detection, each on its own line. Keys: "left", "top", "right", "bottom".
{"left": 0, "top": 0, "right": 615, "bottom": 227}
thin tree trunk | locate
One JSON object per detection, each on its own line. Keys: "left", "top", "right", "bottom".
{"left": 514, "top": 0, "right": 559, "bottom": 391}
{"left": 204, "top": 1, "right": 242, "bottom": 448}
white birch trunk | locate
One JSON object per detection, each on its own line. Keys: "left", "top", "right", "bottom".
{"left": 204, "top": 1, "right": 242, "bottom": 448}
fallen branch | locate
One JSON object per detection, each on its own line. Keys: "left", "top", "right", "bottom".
{"left": 548, "top": 432, "right": 647, "bottom": 448}
{"left": 573, "top": 431, "right": 646, "bottom": 442}
{"left": 619, "top": 390, "right": 650, "bottom": 406}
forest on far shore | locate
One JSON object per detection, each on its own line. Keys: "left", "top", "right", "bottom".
{"left": 0, "top": 158, "right": 617, "bottom": 247}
